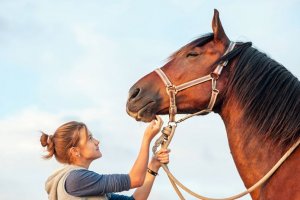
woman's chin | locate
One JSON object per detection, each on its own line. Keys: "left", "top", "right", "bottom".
{"left": 95, "top": 151, "right": 102, "bottom": 159}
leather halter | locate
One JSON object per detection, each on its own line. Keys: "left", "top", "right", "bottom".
{"left": 155, "top": 41, "right": 236, "bottom": 122}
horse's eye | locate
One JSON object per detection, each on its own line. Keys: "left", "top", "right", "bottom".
{"left": 186, "top": 52, "right": 199, "bottom": 57}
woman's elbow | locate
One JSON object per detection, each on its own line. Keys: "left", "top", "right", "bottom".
{"left": 129, "top": 176, "right": 144, "bottom": 188}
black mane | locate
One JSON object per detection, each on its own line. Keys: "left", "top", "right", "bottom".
{"left": 226, "top": 46, "right": 300, "bottom": 148}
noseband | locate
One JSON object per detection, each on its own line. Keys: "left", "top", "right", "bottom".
{"left": 155, "top": 41, "right": 236, "bottom": 123}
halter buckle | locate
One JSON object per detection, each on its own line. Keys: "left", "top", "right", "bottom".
{"left": 213, "top": 88, "right": 219, "bottom": 93}
{"left": 166, "top": 85, "right": 177, "bottom": 95}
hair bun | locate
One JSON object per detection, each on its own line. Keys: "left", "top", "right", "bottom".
{"left": 40, "top": 132, "right": 51, "bottom": 147}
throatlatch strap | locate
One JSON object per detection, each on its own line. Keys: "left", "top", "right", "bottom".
{"left": 213, "top": 42, "right": 236, "bottom": 75}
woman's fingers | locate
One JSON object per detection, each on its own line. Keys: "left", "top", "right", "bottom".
{"left": 155, "top": 115, "right": 161, "bottom": 122}
{"left": 149, "top": 115, "right": 163, "bottom": 130}
{"left": 155, "top": 148, "right": 170, "bottom": 164}
{"left": 144, "top": 116, "right": 165, "bottom": 140}
{"left": 157, "top": 156, "right": 169, "bottom": 164}
{"left": 156, "top": 148, "right": 171, "bottom": 154}
{"left": 156, "top": 155, "right": 169, "bottom": 160}
{"left": 154, "top": 115, "right": 163, "bottom": 127}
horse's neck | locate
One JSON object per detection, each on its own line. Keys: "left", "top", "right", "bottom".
{"left": 219, "top": 96, "right": 287, "bottom": 199}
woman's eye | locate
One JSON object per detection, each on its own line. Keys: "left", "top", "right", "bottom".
{"left": 186, "top": 52, "right": 199, "bottom": 57}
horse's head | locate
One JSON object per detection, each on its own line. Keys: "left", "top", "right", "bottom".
{"left": 126, "top": 9, "right": 232, "bottom": 122}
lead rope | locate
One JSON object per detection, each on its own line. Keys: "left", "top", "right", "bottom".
{"left": 153, "top": 102, "right": 300, "bottom": 200}
{"left": 153, "top": 126, "right": 300, "bottom": 200}
{"left": 153, "top": 125, "right": 185, "bottom": 199}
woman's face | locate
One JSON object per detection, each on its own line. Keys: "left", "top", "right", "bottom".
{"left": 77, "top": 128, "right": 102, "bottom": 161}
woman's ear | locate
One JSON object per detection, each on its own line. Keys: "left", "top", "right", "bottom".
{"left": 69, "top": 147, "right": 81, "bottom": 158}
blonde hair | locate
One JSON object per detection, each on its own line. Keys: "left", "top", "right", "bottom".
{"left": 40, "top": 121, "right": 87, "bottom": 164}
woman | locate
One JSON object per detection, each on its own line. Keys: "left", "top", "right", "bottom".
{"left": 40, "top": 116, "right": 169, "bottom": 200}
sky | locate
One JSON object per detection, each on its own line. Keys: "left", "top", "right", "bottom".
{"left": 0, "top": 0, "right": 299, "bottom": 199}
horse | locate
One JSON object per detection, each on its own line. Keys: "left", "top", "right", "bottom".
{"left": 126, "top": 9, "right": 300, "bottom": 200}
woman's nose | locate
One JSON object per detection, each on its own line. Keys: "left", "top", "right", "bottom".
{"left": 94, "top": 138, "right": 100, "bottom": 145}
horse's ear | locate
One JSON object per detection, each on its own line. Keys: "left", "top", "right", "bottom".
{"left": 212, "top": 9, "right": 229, "bottom": 44}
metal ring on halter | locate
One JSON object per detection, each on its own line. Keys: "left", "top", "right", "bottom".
{"left": 211, "top": 76, "right": 217, "bottom": 90}
{"left": 168, "top": 121, "right": 177, "bottom": 127}
{"left": 166, "top": 85, "right": 177, "bottom": 95}
{"left": 210, "top": 71, "right": 220, "bottom": 80}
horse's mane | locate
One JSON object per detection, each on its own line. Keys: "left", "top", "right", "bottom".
{"left": 225, "top": 45, "right": 300, "bottom": 148}
{"left": 168, "top": 34, "right": 300, "bottom": 148}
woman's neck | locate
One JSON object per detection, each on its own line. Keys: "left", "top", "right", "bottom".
{"left": 72, "top": 159, "right": 92, "bottom": 169}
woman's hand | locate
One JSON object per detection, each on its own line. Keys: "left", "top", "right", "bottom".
{"left": 155, "top": 148, "right": 170, "bottom": 165}
{"left": 150, "top": 148, "right": 171, "bottom": 169}
{"left": 144, "top": 115, "right": 163, "bottom": 141}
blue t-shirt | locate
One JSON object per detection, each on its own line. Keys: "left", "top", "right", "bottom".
{"left": 65, "top": 169, "right": 134, "bottom": 200}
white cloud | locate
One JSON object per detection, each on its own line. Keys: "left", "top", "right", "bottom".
{"left": 0, "top": 0, "right": 299, "bottom": 199}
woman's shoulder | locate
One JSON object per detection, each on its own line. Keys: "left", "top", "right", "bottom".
{"left": 68, "top": 167, "right": 100, "bottom": 179}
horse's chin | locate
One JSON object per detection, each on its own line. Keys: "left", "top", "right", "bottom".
{"left": 126, "top": 110, "right": 156, "bottom": 122}
{"left": 126, "top": 102, "right": 158, "bottom": 122}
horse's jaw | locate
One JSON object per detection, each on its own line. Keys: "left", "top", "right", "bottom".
{"left": 126, "top": 109, "right": 153, "bottom": 122}
{"left": 126, "top": 101, "right": 157, "bottom": 122}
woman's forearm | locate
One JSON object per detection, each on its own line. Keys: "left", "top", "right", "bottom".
{"left": 132, "top": 159, "right": 160, "bottom": 200}
{"left": 129, "top": 116, "right": 163, "bottom": 189}
{"left": 129, "top": 136, "right": 151, "bottom": 188}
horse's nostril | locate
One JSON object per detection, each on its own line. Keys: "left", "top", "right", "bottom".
{"left": 130, "top": 88, "right": 140, "bottom": 100}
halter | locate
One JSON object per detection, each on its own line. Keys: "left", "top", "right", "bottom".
{"left": 151, "top": 41, "right": 300, "bottom": 200}
{"left": 155, "top": 41, "right": 236, "bottom": 123}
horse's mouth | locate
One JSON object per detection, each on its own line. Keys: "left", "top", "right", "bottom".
{"left": 126, "top": 101, "right": 157, "bottom": 122}
{"left": 156, "top": 107, "right": 169, "bottom": 115}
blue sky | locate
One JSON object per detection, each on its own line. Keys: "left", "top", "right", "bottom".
{"left": 0, "top": 1, "right": 299, "bottom": 199}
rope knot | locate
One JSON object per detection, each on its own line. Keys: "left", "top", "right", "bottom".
{"left": 162, "top": 126, "right": 172, "bottom": 137}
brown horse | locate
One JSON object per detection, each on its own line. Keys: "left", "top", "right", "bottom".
{"left": 126, "top": 9, "right": 300, "bottom": 200}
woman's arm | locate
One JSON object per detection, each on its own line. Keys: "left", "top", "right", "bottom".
{"left": 132, "top": 149, "right": 170, "bottom": 200}
{"left": 65, "top": 170, "right": 132, "bottom": 196}
{"left": 128, "top": 116, "right": 163, "bottom": 188}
